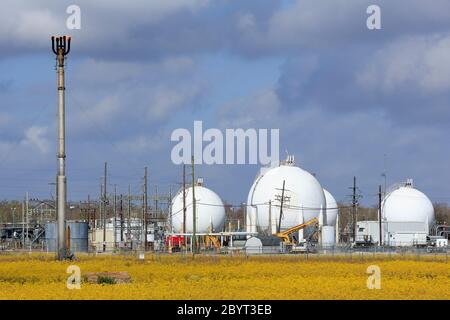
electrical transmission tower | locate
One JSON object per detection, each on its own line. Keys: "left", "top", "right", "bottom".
{"left": 347, "top": 176, "right": 362, "bottom": 242}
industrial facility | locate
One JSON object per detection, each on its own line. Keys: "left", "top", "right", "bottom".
{"left": 1, "top": 154, "right": 448, "bottom": 256}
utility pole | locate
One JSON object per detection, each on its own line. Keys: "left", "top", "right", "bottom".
{"left": 51, "top": 35, "right": 71, "bottom": 260}
{"left": 25, "top": 192, "right": 29, "bottom": 249}
{"left": 21, "top": 198, "right": 25, "bottom": 248}
{"left": 275, "top": 180, "right": 291, "bottom": 232}
{"left": 191, "top": 156, "right": 196, "bottom": 255}
{"left": 378, "top": 185, "right": 383, "bottom": 246}
{"left": 169, "top": 186, "right": 173, "bottom": 233}
{"left": 99, "top": 181, "right": 103, "bottom": 229}
{"left": 120, "top": 194, "right": 124, "bottom": 242}
{"left": 268, "top": 200, "right": 272, "bottom": 235}
{"left": 113, "top": 184, "right": 117, "bottom": 248}
{"left": 278, "top": 180, "right": 286, "bottom": 233}
{"left": 182, "top": 164, "right": 186, "bottom": 234}
{"left": 127, "top": 185, "right": 131, "bottom": 240}
{"left": 143, "top": 166, "right": 148, "bottom": 250}
{"left": 92, "top": 208, "right": 96, "bottom": 229}
{"left": 352, "top": 176, "right": 357, "bottom": 242}
{"left": 383, "top": 154, "right": 387, "bottom": 195}
{"left": 87, "top": 195, "right": 91, "bottom": 228}
{"left": 154, "top": 185, "right": 158, "bottom": 220}
{"left": 103, "top": 162, "right": 107, "bottom": 252}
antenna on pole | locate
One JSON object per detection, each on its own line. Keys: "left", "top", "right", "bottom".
{"left": 51, "top": 35, "right": 71, "bottom": 261}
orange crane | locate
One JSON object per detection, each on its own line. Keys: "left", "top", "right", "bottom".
{"left": 275, "top": 217, "right": 318, "bottom": 244}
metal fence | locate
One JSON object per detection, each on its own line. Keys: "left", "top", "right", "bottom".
{"left": 1, "top": 239, "right": 448, "bottom": 263}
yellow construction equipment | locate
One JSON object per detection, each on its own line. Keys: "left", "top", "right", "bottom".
{"left": 275, "top": 217, "right": 318, "bottom": 244}
{"left": 205, "top": 235, "right": 221, "bottom": 249}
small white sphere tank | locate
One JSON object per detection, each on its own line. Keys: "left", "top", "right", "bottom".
{"left": 323, "top": 189, "right": 338, "bottom": 227}
{"left": 171, "top": 185, "right": 226, "bottom": 233}
{"left": 246, "top": 164, "right": 326, "bottom": 238}
{"left": 382, "top": 183, "right": 435, "bottom": 226}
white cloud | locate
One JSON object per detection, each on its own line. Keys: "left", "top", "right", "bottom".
{"left": 356, "top": 33, "right": 450, "bottom": 94}
{"left": 21, "top": 126, "right": 50, "bottom": 154}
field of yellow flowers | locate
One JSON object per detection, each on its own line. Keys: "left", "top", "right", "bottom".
{"left": 0, "top": 253, "right": 448, "bottom": 300}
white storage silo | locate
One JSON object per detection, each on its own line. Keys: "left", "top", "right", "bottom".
{"left": 323, "top": 189, "right": 338, "bottom": 227}
{"left": 382, "top": 179, "right": 435, "bottom": 227}
{"left": 321, "top": 226, "right": 335, "bottom": 247}
{"left": 246, "top": 156, "right": 325, "bottom": 241}
{"left": 320, "top": 189, "right": 338, "bottom": 246}
{"left": 171, "top": 181, "right": 226, "bottom": 234}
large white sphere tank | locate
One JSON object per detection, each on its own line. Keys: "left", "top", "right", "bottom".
{"left": 382, "top": 180, "right": 435, "bottom": 226}
{"left": 171, "top": 184, "right": 226, "bottom": 233}
{"left": 323, "top": 189, "right": 338, "bottom": 227}
{"left": 246, "top": 160, "right": 326, "bottom": 239}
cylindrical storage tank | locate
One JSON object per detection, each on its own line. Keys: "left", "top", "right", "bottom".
{"left": 45, "top": 221, "right": 88, "bottom": 253}
{"left": 382, "top": 182, "right": 435, "bottom": 226}
{"left": 44, "top": 222, "right": 57, "bottom": 252}
{"left": 68, "top": 221, "right": 88, "bottom": 252}
{"left": 246, "top": 163, "right": 326, "bottom": 240}
{"left": 321, "top": 226, "right": 335, "bottom": 247}
{"left": 323, "top": 189, "right": 338, "bottom": 227}
{"left": 245, "top": 237, "right": 263, "bottom": 254}
{"left": 171, "top": 185, "right": 226, "bottom": 233}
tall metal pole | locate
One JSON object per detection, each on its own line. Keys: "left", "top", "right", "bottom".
{"left": 21, "top": 198, "right": 25, "bottom": 248}
{"left": 143, "top": 166, "right": 148, "bottom": 250}
{"left": 154, "top": 185, "right": 158, "bottom": 219}
{"left": 182, "top": 164, "right": 186, "bottom": 234}
{"left": 378, "top": 185, "right": 383, "bottom": 246}
{"left": 52, "top": 35, "right": 71, "bottom": 260}
{"left": 99, "top": 181, "right": 103, "bottom": 229}
{"left": 127, "top": 185, "right": 131, "bottom": 240}
{"left": 191, "top": 156, "right": 196, "bottom": 255}
{"left": 352, "top": 176, "right": 357, "bottom": 242}
{"left": 25, "top": 192, "right": 29, "bottom": 249}
{"left": 113, "top": 184, "right": 117, "bottom": 248}
{"left": 169, "top": 186, "right": 173, "bottom": 233}
{"left": 87, "top": 195, "right": 91, "bottom": 228}
{"left": 103, "top": 162, "right": 107, "bottom": 252}
{"left": 277, "top": 180, "right": 286, "bottom": 233}
{"left": 268, "top": 200, "right": 272, "bottom": 234}
{"left": 120, "top": 194, "right": 124, "bottom": 242}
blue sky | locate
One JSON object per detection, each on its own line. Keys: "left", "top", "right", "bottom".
{"left": 1, "top": 0, "right": 450, "bottom": 206}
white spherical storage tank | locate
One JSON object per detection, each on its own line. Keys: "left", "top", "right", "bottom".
{"left": 246, "top": 161, "right": 326, "bottom": 240}
{"left": 171, "top": 184, "right": 226, "bottom": 233}
{"left": 323, "top": 189, "right": 338, "bottom": 227}
{"left": 382, "top": 181, "right": 435, "bottom": 226}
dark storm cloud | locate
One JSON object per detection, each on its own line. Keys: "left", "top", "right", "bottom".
{"left": 275, "top": 33, "right": 450, "bottom": 126}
